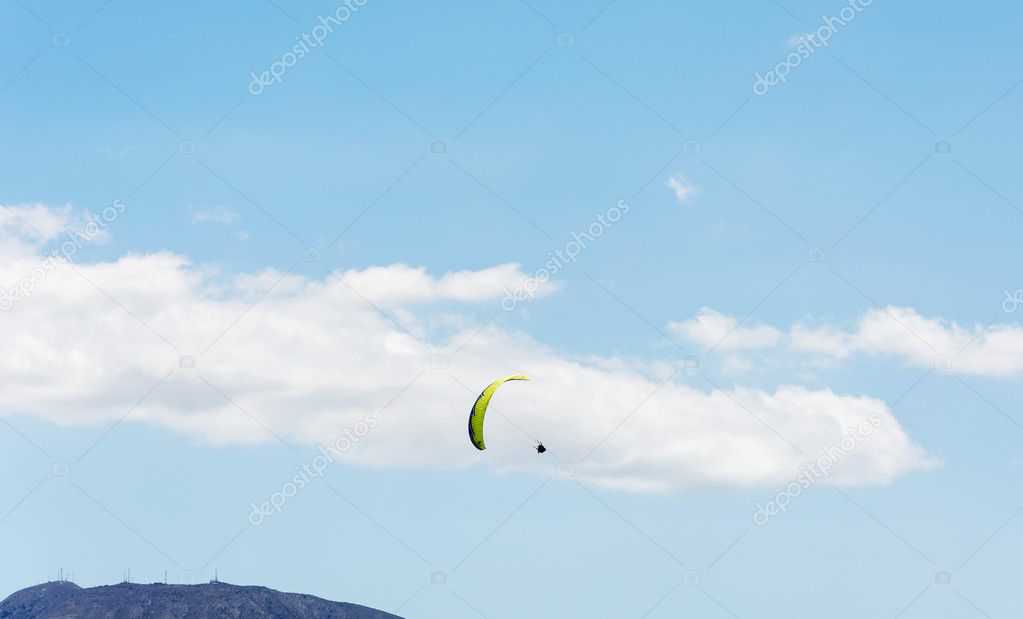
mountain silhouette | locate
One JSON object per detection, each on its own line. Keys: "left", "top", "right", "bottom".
{"left": 0, "top": 581, "right": 402, "bottom": 618}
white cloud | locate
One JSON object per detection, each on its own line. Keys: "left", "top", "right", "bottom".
{"left": 190, "top": 206, "right": 239, "bottom": 226}
{"left": 0, "top": 203, "right": 112, "bottom": 262}
{"left": 801, "top": 307, "right": 1023, "bottom": 377}
{"left": 0, "top": 206, "right": 936, "bottom": 493}
{"left": 0, "top": 203, "right": 73, "bottom": 244}
{"left": 675, "top": 306, "right": 1023, "bottom": 378}
{"left": 669, "top": 307, "right": 782, "bottom": 351}
{"left": 665, "top": 172, "right": 697, "bottom": 205}
{"left": 99, "top": 144, "right": 137, "bottom": 159}
{"left": 332, "top": 262, "right": 557, "bottom": 306}
{"left": 789, "top": 323, "right": 856, "bottom": 359}
{"left": 788, "top": 33, "right": 812, "bottom": 47}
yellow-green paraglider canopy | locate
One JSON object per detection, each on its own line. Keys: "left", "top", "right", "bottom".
{"left": 468, "top": 375, "right": 530, "bottom": 450}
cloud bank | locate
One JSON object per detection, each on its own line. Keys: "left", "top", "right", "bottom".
{"left": 673, "top": 305, "right": 1023, "bottom": 378}
{"left": 0, "top": 205, "right": 937, "bottom": 492}
{"left": 665, "top": 172, "right": 697, "bottom": 205}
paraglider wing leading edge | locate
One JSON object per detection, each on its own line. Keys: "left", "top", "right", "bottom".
{"left": 468, "top": 375, "right": 530, "bottom": 450}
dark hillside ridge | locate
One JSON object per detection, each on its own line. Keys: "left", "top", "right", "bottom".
{"left": 0, "top": 581, "right": 402, "bottom": 619}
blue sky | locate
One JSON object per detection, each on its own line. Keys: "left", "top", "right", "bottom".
{"left": 1, "top": 1, "right": 1022, "bottom": 617}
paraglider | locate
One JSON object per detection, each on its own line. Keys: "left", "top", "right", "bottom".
{"left": 468, "top": 374, "right": 545, "bottom": 453}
